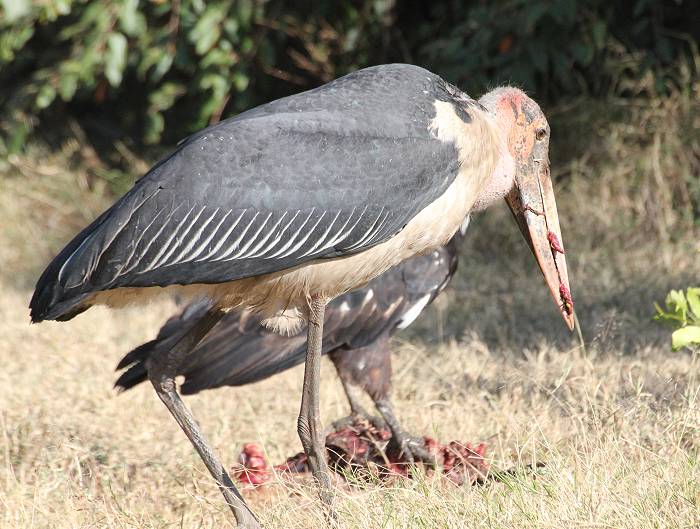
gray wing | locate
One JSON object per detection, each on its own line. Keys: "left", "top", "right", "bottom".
{"left": 32, "top": 64, "right": 471, "bottom": 321}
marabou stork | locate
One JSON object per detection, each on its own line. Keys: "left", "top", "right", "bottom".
{"left": 114, "top": 221, "right": 469, "bottom": 464}
{"left": 30, "top": 64, "right": 573, "bottom": 528}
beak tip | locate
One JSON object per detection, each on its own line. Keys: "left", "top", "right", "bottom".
{"left": 564, "top": 312, "right": 575, "bottom": 332}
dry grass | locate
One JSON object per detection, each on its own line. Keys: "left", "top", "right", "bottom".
{"left": 2, "top": 285, "right": 699, "bottom": 528}
{"left": 1, "top": 84, "right": 699, "bottom": 528}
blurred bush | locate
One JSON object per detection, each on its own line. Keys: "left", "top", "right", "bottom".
{"left": 0, "top": 0, "right": 396, "bottom": 153}
{"left": 410, "top": 0, "right": 699, "bottom": 99}
{"left": 0, "top": 0, "right": 697, "bottom": 154}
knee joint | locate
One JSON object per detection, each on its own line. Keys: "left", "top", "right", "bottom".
{"left": 145, "top": 355, "right": 176, "bottom": 393}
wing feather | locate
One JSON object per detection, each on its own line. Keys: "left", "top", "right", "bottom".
{"left": 272, "top": 210, "right": 328, "bottom": 260}
{"left": 262, "top": 209, "right": 315, "bottom": 259}
{"left": 151, "top": 205, "right": 205, "bottom": 269}
{"left": 215, "top": 211, "right": 260, "bottom": 261}
{"left": 194, "top": 209, "right": 247, "bottom": 262}
{"left": 298, "top": 209, "right": 342, "bottom": 258}
{"left": 223, "top": 211, "right": 273, "bottom": 260}
{"left": 248, "top": 210, "right": 301, "bottom": 259}
{"left": 142, "top": 203, "right": 193, "bottom": 271}
{"left": 116, "top": 207, "right": 167, "bottom": 276}
{"left": 184, "top": 208, "right": 228, "bottom": 261}
{"left": 168, "top": 206, "right": 220, "bottom": 264}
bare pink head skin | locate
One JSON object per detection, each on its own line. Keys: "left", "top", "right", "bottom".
{"left": 473, "top": 86, "right": 574, "bottom": 330}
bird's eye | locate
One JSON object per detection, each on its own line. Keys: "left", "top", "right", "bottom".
{"left": 535, "top": 128, "right": 547, "bottom": 141}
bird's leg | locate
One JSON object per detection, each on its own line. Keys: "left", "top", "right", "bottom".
{"left": 374, "top": 397, "right": 436, "bottom": 467}
{"left": 331, "top": 378, "right": 387, "bottom": 433}
{"left": 146, "top": 309, "right": 261, "bottom": 529}
{"left": 341, "top": 377, "right": 371, "bottom": 417}
{"left": 297, "top": 295, "right": 336, "bottom": 519}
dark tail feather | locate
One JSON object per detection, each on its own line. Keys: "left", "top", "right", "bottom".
{"left": 116, "top": 339, "right": 155, "bottom": 371}
{"left": 114, "top": 313, "right": 307, "bottom": 394}
{"left": 114, "top": 360, "right": 149, "bottom": 391}
{"left": 115, "top": 297, "right": 350, "bottom": 395}
{"left": 114, "top": 299, "right": 213, "bottom": 392}
{"left": 114, "top": 338, "right": 161, "bottom": 391}
{"left": 179, "top": 331, "right": 309, "bottom": 394}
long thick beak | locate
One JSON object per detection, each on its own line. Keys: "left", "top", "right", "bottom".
{"left": 505, "top": 159, "right": 575, "bottom": 331}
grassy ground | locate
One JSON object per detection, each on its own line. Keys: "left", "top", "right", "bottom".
{"left": 1, "top": 88, "right": 699, "bottom": 528}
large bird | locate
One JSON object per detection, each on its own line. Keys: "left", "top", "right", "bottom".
{"left": 114, "top": 222, "right": 468, "bottom": 464}
{"left": 30, "top": 64, "right": 573, "bottom": 528}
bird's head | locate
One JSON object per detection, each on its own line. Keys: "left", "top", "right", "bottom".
{"left": 477, "top": 87, "right": 574, "bottom": 330}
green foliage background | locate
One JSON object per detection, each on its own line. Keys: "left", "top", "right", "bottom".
{"left": 1, "top": 0, "right": 698, "bottom": 154}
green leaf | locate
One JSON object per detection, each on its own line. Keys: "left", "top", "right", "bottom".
{"left": 35, "top": 84, "right": 56, "bottom": 109}
{"left": 7, "top": 120, "right": 30, "bottom": 154}
{"left": 1, "top": 0, "right": 31, "bottom": 22}
{"left": 55, "top": 0, "right": 71, "bottom": 16}
{"left": 236, "top": 0, "right": 253, "bottom": 27}
{"left": 201, "top": 47, "right": 234, "bottom": 69}
{"left": 119, "top": 0, "right": 146, "bottom": 37}
{"left": 152, "top": 53, "right": 174, "bottom": 82}
{"left": 191, "top": 0, "right": 205, "bottom": 14}
{"left": 671, "top": 326, "right": 700, "bottom": 351}
{"left": 58, "top": 73, "right": 78, "bottom": 100}
{"left": 145, "top": 112, "right": 164, "bottom": 144}
{"left": 60, "top": 2, "right": 105, "bottom": 40}
{"left": 373, "top": 0, "right": 394, "bottom": 17}
{"left": 190, "top": 6, "right": 225, "bottom": 55}
{"left": 654, "top": 307, "right": 684, "bottom": 325}
{"left": 105, "top": 32, "right": 128, "bottom": 86}
{"left": 199, "top": 72, "right": 228, "bottom": 94}
{"left": 0, "top": 25, "right": 34, "bottom": 62}
{"left": 240, "top": 36, "right": 253, "bottom": 54}
{"left": 75, "top": 43, "right": 99, "bottom": 85}
{"left": 666, "top": 289, "right": 688, "bottom": 323}
{"left": 686, "top": 288, "right": 700, "bottom": 323}
{"left": 149, "top": 82, "right": 186, "bottom": 111}
{"left": 223, "top": 17, "right": 239, "bottom": 40}
{"left": 233, "top": 71, "right": 249, "bottom": 92}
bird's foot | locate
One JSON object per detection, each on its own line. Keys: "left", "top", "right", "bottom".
{"left": 386, "top": 431, "right": 438, "bottom": 470}
{"left": 330, "top": 412, "right": 387, "bottom": 435}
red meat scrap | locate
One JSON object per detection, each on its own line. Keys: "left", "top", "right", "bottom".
{"left": 231, "top": 418, "right": 489, "bottom": 488}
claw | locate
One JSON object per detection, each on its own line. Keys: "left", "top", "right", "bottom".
{"left": 386, "top": 434, "right": 437, "bottom": 469}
